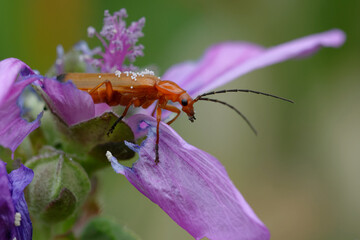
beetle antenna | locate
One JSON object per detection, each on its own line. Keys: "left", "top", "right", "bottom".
{"left": 197, "top": 97, "right": 257, "bottom": 135}
{"left": 194, "top": 89, "right": 294, "bottom": 103}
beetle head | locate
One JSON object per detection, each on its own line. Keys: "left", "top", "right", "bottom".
{"left": 179, "top": 93, "right": 196, "bottom": 122}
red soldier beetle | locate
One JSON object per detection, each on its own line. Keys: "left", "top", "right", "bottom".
{"left": 57, "top": 70, "right": 293, "bottom": 164}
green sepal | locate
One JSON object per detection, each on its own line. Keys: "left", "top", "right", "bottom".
{"left": 58, "top": 112, "right": 135, "bottom": 173}
{"left": 42, "top": 188, "right": 76, "bottom": 223}
{"left": 25, "top": 147, "right": 91, "bottom": 224}
{"left": 80, "top": 217, "right": 141, "bottom": 240}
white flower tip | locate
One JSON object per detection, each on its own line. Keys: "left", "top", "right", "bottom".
{"left": 55, "top": 59, "right": 63, "bottom": 66}
{"left": 56, "top": 45, "right": 64, "bottom": 58}
{"left": 106, "top": 151, "right": 113, "bottom": 161}
{"left": 87, "top": 26, "right": 96, "bottom": 37}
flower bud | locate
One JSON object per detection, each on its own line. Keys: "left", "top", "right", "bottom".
{"left": 25, "top": 147, "right": 91, "bottom": 224}
{"left": 46, "top": 46, "right": 88, "bottom": 76}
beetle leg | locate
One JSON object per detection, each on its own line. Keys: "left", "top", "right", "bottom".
{"left": 88, "top": 80, "right": 114, "bottom": 103}
{"left": 150, "top": 106, "right": 156, "bottom": 117}
{"left": 163, "top": 104, "right": 181, "bottom": 125}
{"left": 107, "top": 100, "right": 133, "bottom": 136}
{"left": 88, "top": 80, "right": 112, "bottom": 95}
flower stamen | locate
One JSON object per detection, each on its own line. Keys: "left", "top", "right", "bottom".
{"left": 14, "top": 212, "right": 21, "bottom": 227}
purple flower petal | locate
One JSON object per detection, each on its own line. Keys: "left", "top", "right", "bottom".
{"left": 8, "top": 164, "right": 34, "bottom": 208}
{"left": 0, "top": 58, "right": 43, "bottom": 156}
{"left": 8, "top": 164, "right": 34, "bottom": 240}
{"left": 0, "top": 160, "right": 15, "bottom": 239}
{"left": 163, "top": 29, "right": 346, "bottom": 97}
{"left": 0, "top": 160, "right": 34, "bottom": 240}
{"left": 94, "top": 103, "right": 112, "bottom": 117}
{"left": 40, "top": 78, "right": 95, "bottom": 126}
{"left": 37, "top": 77, "right": 111, "bottom": 125}
{"left": 13, "top": 197, "right": 32, "bottom": 240}
{"left": 108, "top": 114, "right": 270, "bottom": 240}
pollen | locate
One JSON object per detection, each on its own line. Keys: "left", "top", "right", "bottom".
{"left": 14, "top": 212, "right": 21, "bottom": 226}
{"left": 140, "top": 68, "right": 155, "bottom": 76}
{"left": 115, "top": 70, "right": 122, "bottom": 77}
{"left": 116, "top": 69, "right": 158, "bottom": 81}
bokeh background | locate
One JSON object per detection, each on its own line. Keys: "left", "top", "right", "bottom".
{"left": 1, "top": 0, "right": 359, "bottom": 239}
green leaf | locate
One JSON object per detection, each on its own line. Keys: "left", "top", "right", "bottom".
{"left": 80, "top": 217, "right": 141, "bottom": 240}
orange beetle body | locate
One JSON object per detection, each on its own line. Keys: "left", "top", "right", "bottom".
{"left": 58, "top": 71, "right": 196, "bottom": 163}
{"left": 58, "top": 71, "right": 292, "bottom": 163}
{"left": 59, "top": 72, "right": 195, "bottom": 120}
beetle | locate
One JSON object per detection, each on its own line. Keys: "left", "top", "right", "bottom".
{"left": 58, "top": 69, "right": 292, "bottom": 163}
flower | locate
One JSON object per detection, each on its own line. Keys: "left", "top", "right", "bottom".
{"left": 0, "top": 58, "right": 43, "bottom": 158}
{"left": 0, "top": 160, "right": 34, "bottom": 240}
{"left": 0, "top": 8, "right": 346, "bottom": 240}
{"left": 108, "top": 114, "right": 270, "bottom": 240}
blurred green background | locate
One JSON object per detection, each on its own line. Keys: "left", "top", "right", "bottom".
{"left": 1, "top": 0, "right": 359, "bottom": 239}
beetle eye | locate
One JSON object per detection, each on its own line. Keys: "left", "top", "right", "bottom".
{"left": 181, "top": 99, "right": 188, "bottom": 106}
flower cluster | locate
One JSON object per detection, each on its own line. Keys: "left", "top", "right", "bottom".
{"left": 87, "top": 9, "right": 145, "bottom": 72}
{"left": 0, "top": 8, "right": 345, "bottom": 240}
